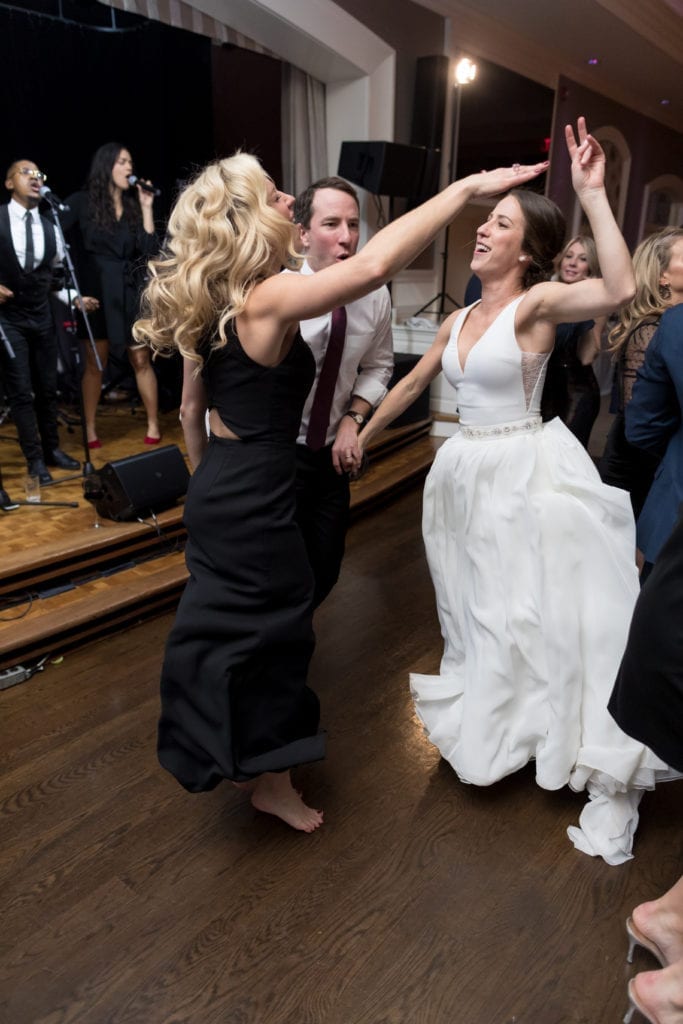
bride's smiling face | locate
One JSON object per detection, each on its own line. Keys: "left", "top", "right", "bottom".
{"left": 471, "top": 194, "right": 527, "bottom": 278}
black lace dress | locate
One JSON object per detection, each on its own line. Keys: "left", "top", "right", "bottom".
{"left": 158, "top": 324, "right": 325, "bottom": 789}
{"left": 599, "top": 319, "right": 661, "bottom": 517}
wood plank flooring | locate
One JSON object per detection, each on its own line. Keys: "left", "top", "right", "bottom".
{"left": 1, "top": 486, "right": 681, "bottom": 1024}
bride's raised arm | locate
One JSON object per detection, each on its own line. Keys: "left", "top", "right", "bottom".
{"left": 526, "top": 117, "right": 635, "bottom": 326}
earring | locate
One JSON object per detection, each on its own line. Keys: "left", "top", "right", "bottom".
{"left": 661, "top": 282, "right": 672, "bottom": 300}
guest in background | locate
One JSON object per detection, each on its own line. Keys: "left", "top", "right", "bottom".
{"left": 608, "top": 512, "right": 683, "bottom": 1024}
{"left": 543, "top": 234, "right": 604, "bottom": 447}
{"left": 625, "top": 298, "right": 683, "bottom": 577}
{"left": 0, "top": 159, "right": 81, "bottom": 483}
{"left": 601, "top": 227, "right": 683, "bottom": 519}
{"left": 63, "top": 143, "right": 160, "bottom": 449}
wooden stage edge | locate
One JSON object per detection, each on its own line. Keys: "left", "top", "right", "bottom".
{"left": 0, "top": 401, "right": 441, "bottom": 675}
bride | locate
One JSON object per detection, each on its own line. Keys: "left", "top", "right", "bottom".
{"left": 349, "top": 118, "right": 671, "bottom": 865}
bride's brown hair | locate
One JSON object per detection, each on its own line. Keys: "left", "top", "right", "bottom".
{"left": 133, "top": 153, "right": 300, "bottom": 368}
{"left": 510, "top": 189, "right": 566, "bottom": 288}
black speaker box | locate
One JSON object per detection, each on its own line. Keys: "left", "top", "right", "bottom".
{"left": 388, "top": 353, "right": 430, "bottom": 428}
{"left": 338, "top": 141, "right": 427, "bottom": 197}
{"left": 88, "top": 444, "right": 190, "bottom": 521}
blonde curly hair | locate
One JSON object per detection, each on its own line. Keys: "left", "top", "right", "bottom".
{"left": 133, "top": 153, "right": 300, "bottom": 367}
{"left": 609, "top": 226, "right": 683, "bottom": 353}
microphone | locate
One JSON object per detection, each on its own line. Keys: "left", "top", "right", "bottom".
{"left": 39, "top": 185, "right": 69, "bottom": 211}
{"left": 128, "top": 175, "right": 161, "bottom": 197}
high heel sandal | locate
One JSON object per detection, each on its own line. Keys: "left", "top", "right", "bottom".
{"left": 624, "top": 979, "right": 657, "bottom": 1024}
{"left": 627, "top": 917, "right": 668, "bottom": 967}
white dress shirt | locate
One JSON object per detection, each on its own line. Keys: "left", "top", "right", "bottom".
{"left": 8, "top": 198, "right": 64, "bottom": 267}
{"left": 288, "top": 260, "right": 394, "bottom": 447}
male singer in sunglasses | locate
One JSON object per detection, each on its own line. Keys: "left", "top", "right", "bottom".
{"left": 0, "top": 159, "right": 81, "bottom": 483}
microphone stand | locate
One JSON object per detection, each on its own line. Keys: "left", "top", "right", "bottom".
{"left": 0, "top": 317, "right": 16, "bottom": 360}
{"left": 42, "top": 194, "right": 102, "bottom": 487}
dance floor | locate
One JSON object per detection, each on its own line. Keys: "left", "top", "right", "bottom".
{"left": 0, "top": 483, "right": 680, "bottom": 1024}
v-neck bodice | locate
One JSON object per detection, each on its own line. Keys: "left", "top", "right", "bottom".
{"left": 441, "top": 296, "right": 550, "bottom": 427}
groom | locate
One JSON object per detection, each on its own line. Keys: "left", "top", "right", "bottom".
{"left": 292, "top": 177, "right": 394, "bottom": 607}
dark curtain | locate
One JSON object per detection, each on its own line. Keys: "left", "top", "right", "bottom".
{"left": 0, "top": 5, "right": 213, "bottom": 219}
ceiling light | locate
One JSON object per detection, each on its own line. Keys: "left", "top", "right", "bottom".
{"left": 455, "top": 57, "right": 477, "bottom": 85}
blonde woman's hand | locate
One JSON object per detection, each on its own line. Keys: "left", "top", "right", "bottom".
{"left": 466, "top": 160, "right": 549, "bottom": 199}
{"left": 565, "top": 116, "right": 605, "bottom": 197}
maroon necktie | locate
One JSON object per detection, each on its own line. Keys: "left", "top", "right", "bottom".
{"left": 306, "top": 306, "right": 347, "bottom": 451}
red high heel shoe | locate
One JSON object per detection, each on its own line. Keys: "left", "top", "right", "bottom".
{"left": 88, "top": 438, "right": 102, "bottom": 450}
{"left": 143, "top": 435, "right": 161, "bottom": 445}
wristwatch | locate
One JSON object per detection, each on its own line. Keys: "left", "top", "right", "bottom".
{"left": 344, "top": 410, "right": 367, "bottom": 428}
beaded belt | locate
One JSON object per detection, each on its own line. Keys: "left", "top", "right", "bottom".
{"left": 459, "top": 416, "right": 542, "bottom": 440}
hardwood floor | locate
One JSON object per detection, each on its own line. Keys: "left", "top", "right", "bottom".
{"left": 0, "top": 486, "right": 681, "bottom": 1024}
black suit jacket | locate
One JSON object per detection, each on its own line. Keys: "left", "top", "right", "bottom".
{"left": 0, "top": 203, "right": 57, "bottom": 321}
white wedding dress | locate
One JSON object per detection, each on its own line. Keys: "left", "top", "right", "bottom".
{"left": 411, "top": 296, "right": 669, "bottom": 865}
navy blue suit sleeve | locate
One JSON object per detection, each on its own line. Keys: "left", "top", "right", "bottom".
{"left": 625, "top": 309, "right": 682, "bottom": 455}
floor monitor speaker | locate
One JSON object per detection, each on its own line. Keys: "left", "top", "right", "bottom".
{"left": 87, "top": 445, "right": 190, "bottom": 521}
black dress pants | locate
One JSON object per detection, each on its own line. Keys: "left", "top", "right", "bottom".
{"left": 295, "top": 444, "right": 350, "bottom": 608}
{"left": 0, "top": 311, "right": 59, "bottom": 462}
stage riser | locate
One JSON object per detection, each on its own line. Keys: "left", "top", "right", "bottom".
{"left": 0, "top": 420, "right": 437, "bottom": 673}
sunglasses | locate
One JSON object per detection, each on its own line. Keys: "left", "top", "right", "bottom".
{"left": 17, "top": 168, "right": 47, "bottom": 182}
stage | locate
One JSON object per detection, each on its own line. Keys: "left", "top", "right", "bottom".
{"left": 0, "top": 398, "right": 437, "bottom": 675}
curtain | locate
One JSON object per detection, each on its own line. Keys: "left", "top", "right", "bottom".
{"left": 98, "top": 0, "right": 276, "bottom": 55}
{"left": 281, "top": 63, "right": 328, "bottom": 196}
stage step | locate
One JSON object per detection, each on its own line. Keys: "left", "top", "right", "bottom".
{"left": 0, "top": 419, "right": 439, "bottom": 673}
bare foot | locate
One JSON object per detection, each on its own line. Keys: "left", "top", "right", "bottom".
{"left": 250, "top": 771, "right": 323, "bottom": 833}
{"left": 631, "top": 960, "right": 683, "bottom": 1023}
{"left": 633, "top": 901, "right": 683, "bottom": 967}
{"left": 232, "top": 780, "right": 256, "bottom": 792}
